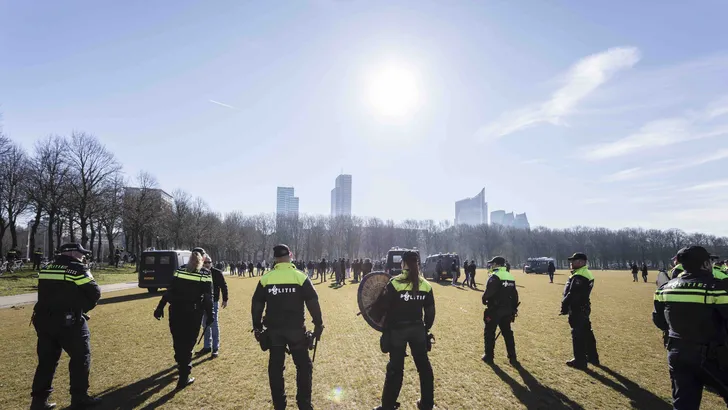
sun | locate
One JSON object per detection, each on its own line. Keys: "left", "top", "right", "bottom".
{"left": 367, "top": 64, "right": 419, "bottom": 117}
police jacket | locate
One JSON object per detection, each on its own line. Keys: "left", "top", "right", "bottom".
{"left": 561, "top": 266, "right": 594, "bottom": 315}
{"left": 211, "top": 267, "right": 228, "bottom": 302}
{"left": 33, "top": 250, "right": 43, "bottom": 261}
{"left": 251, "top": 262, "right": 322, "bottom": 330}
{"left": 156, "top": 267, "right": 213, "bottom": 318}
{"left": 653, "top": 268, "right": 728, "bottom": 345}
{"left": 372, "top": 272, "right": 435, "bottom": 330}
{"left": 34, "top": 255, "right": 101, "bottom": 315}
{"left": 482, "top": 267, "right": 518, "bottom": 318}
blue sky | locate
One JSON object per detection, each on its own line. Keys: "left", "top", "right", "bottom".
{"left": 2, "top": 1, "right": 728, "bottom": 235}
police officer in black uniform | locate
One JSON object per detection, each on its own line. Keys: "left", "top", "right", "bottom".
{"left": 30, "top": 243, "right": 102, "bottom": 410}
{"left": 252, "top": 244, "right": 324, "bottom": 410}
{"left": 653, "top": 246, "right": 728, "bottom": 409}
{"left": 371, "top": 250, "right": 435, "bottom": 410}
{"left": 482, "top": 256, "right": 519, "bottom": 366}
{"left": 33, "top": 247, "right": 44, "bottom": 271}
{"left": 5, "top": 247, "right": 20, "bottom": 273}
{"left": 153, "top": 247, "right": 213, "bottom": 389}
{"left": 560, "top": 252, "right": 599, "bottom": 370}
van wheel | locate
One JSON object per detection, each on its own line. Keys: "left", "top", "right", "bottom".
{"left": 148, "top": 288, "right": 158, "bottom": 293}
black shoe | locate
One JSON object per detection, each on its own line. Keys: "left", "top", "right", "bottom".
{"left": 416, "top": 399, "right": 434, "bottom": 410}
{"left": 211, "top": 350, "right": 219, "bottom": 358}
{"left": 176, "top": 376, "right": 195, "bottom": 390}
{"left": 30, "top": 399, "right": 56, "bottom": 410}
{"left": 372, "top": 402, "right": 401, "bottom": 410}
{"left": 70, "top": 395, "right": 101, "bottom": 409}
{"left": 196, "top": 347, "right": 211, "bottom": 356}
{"left": 566, "top": 359, "right": 587, "bottom": 370}
{"left": 481, "top": 354, "right": 494, "bottom": 365}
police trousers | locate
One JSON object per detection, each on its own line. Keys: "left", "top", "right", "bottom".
{"left": 484, "top": 314, "right": 516, "bottom": 360}
{"left": 169, "top": 303, "right": 203, "bottom": 377}
{"left": 31, "top": 314, "right": 91, "bottom": 399}
{"left": 668, "top": 339, "right": 728, "bottom": 410}
{"left": 268, "top": 328, "right": 312, "bottom": 410}
{"left": 568, "top": 313, "right": 598, "bottom": 364}
{"left": 381, "top": 325, "right": 434, "bottom": 410}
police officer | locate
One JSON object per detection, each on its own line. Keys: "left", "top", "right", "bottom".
{"left": 670, "top": 256, "right": 685, "bottom": 279}
{"left": 653, "top": 246, "right": 728, "bottom": 408}
{"left": 153, "top": 248, "right": 213, "bottom": 390}
{"left": 33, "top": 247, "right": 44, "bottom": 271}
{"left": 31, "top": 243, "right": 102, "bottom": 410}
{"left": 5, "top": 247, "right": 20, "bottom": 273}
{"left": 482, "top": 256, "right": 519, "bottom": 366}
{"left": 252, "top": 244, "right": 324, "bottom": 410}
{"left": 371, "top": 250, "right": 435, "bottom": 410}
{"left": 560, "top": 252, "right": 599, "bottom": 370}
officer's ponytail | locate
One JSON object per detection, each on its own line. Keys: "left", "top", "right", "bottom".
{"left": 402, "top": 251, "right": 420, "bottom": 297}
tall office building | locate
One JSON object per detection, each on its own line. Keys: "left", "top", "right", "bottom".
{"left": 514, "top": 213, "right": 530, "bottom": 230}
{"left": 455, "top": 188, "right": 488, "bottom": 226}
{"left": 276, "top": 187, "right": 299, "bottom": 216}
{"left": 491, "top": 210, "right": 530, "bottom": 230}
{"left": 490, "top": 210, "right": 506, "bottom": 226}
{"left": 330, "top": 174, "right": 352, "bottom": 217}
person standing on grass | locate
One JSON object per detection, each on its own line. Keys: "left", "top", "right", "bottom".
{"left": 560, "top": 252, "right": 599, "bottom": 370}
{"left": 481, "top": 256, "right": 519, "bottom": 366}
{"left": 641, "top": 263, "right": 648, "bottom": 283}
{"left": 370, "top": 250, "right": 435, "bottom": 410}
{"left": 154, "top": 248, "right": 213, "bottom": 390}
{"left": 653, "top": 246, "right": 728, "bottom": 409}
{"left": 33, "top": 247, "right": 44, "bottom": 271}
{"left": 30, "top": 243, "right": 102, "bottom": 410}
{"left": 469, "top": 260, "right": 478, "bottom": 289}
{"left": 462, "top": 261, "right": 471, "bottom": 288}
{"left": 252, "top": 244, "right": 324, "bottom": 410}
{"left": 631, "top": 263, "right": 639, "bottom": 282}
{"left": 197, "top": 255, "right": 228, "bottom": 358}
{"left": 451, "top": 259, "right": 459, "bottom": 286}
{"left": 248, "top": 261, "right": 254, "bottom": 277}
{"left": 548, "top": 261, "right": 556, "bottom": 283}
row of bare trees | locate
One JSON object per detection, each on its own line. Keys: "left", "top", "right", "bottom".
{"left": 2, "top": 131, "right": 727, "bottom": 268}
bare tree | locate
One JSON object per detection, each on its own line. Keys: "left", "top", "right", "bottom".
{"left": 0, "top": 141, "right": 29, "bottom": 251}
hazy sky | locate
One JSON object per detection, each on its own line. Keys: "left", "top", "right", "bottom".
{"left": 2, "top": 1, "right": 728, "bottom": 235}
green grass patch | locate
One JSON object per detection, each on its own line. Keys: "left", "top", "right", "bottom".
{"left": 0, "top": 269, "right": 723, "bottom": 409}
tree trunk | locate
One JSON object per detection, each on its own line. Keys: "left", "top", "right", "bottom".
{"left": 47, "top": 212, "right": 55, "bottom": 258}
{"left": 106, "top": 226, "right": 116, "bottom": 264}
{"left": 89, "top": 220, "right": 96, "bottom": 258}
{"left": 9, "top": 220, "right": 18, "bottom": 249}
{"left": 68, "top": 215, "right": 75, "bottom": 243}
{"left": 80, "top": 214, "right": 89, "bottom": 249}
{"left": 29, "top": 208, "right": 42, "bottom": 257}
{"left": 97, "top": 220, "right": 103, "bottom": 262}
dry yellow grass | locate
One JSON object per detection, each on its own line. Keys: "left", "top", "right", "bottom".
{"left": 0, "top": 266, "right": 138, "bottom": 297}
{"left": 0, "top": 269, "right": 724, "bottom": 409}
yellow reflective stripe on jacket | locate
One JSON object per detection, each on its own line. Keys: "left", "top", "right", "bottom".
{"left": 391, "top": 272, "right": 432, "bottom": 292}
{"left": 38, "top": 271, "right": 94, "bottom": 285}
{"left": 492, "top": 267, "right": 515, "bottom": 282}
{"left": 260, "top": 263, "right": 308, "bottom": 286}
{"left": 655, "top": 287, "right": 728, "bottom": 304}
{"left": 174, "top": 270, "right": 212, "bottom": 283}
{"left": 571, "top": 266, "right": 594, "bottom": 281}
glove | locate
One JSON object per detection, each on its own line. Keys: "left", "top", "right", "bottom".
{"left": 313, "top": 324, "right": 325, "bottom": 341}
{"left": 559, "top": 309, "right": 568, "bottom": 316}
{"left": 153, "top": 307, "right": 164, "bottom": 320}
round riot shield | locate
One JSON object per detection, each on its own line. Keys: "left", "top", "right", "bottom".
{"left": 357, "top": 271, "right": 390, "bottom": 332}
{"left": 656, "top": 270, "right": 671, "bottom": 288}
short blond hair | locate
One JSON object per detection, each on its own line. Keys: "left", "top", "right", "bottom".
{"left": 187, "top": 251, "right": 204, "bottom": 273}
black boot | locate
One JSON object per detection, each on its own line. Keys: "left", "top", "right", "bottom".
{"left": 70, "top": 395, "right": 101, "bottom": 409}
{"left": 566, "top": 359, "right": 587, "bottom": 370}
{"left": 30, "top": 398, "right": 56, "bottom": 410}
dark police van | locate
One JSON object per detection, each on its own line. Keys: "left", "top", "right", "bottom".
{"left": 523, "top": 257, "right": 555, "bottom": 274}
{"left": 422, "top": 253, "right": 460, "bottom": 282}
{"left": 385, "top": 247, "right": 420, "bottom": 276}
{"left": 138, "top": 250, "right": 192, "bottom": 293}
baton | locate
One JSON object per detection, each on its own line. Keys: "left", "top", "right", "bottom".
{"left": 197, "top": 324, "right": 211, "bottom": 346}
{"left": 312, "top": 338, "right": 318, "bottom": 363}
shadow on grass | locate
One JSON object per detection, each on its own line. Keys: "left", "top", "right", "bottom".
{"left": 91, "top": 356, "right": 212, "bottom": 410}
{"left": 490, "top": 363, "right": 584, "bottom": 409}
{"left": 98, "top": 292, "right": 159, "bottom": 306}
{"left": 584, "top": 365, "right": 671, "bottom": 410}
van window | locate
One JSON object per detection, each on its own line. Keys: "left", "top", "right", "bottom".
{"left": 144, "top": 255, "right": 155, "bottom": 265}
{"left": 159, "top": 256, "right": 171, "bottom": 265}
{"left": 392, "top": 255, "right": 402, "bottom": 264}
{"left": 181, "top": 256, "right": 189, "bottom": 266}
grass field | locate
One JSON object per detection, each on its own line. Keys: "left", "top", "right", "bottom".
{"left": 0, "top": 269, "right": 724, "bottom": 409}
{"left": 0, "top": 266, "right": 138, "bottom": 297}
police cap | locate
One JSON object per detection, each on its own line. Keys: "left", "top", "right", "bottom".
{"left": 191, "top": 247, "right": 206, "bottom": 255}
{"left": 567, "top": 252, "right": 588, "bottom": 261}
{"left": 59, "top": 243, "right": 92, "bottom": 255}
{"left": 273, "top": 244, "right": 291, "bottom": 258}
{"left": 487, "top": 256, "right": 506, "bottom": 265}
{"left": 675, "top": 246, "right": 711, "bottom": 265}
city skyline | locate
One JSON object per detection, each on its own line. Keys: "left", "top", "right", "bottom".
{"left": 455, "top": 188, "right": 488, "bottom": 226}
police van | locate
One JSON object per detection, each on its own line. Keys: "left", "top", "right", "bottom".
{"left": 523, "top": 257, "right": 555, "bottom": 274}
{"left": 385, "top": 247, "right": 420, "bottom": 276}
{"left": 138, "top": 250, "right": 192, "bottom": 293}
{"left": 422, "top": 253, "right": 460, "bottom": 282}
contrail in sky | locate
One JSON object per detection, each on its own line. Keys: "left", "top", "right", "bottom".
{"left": 209, "top": 99, "right": 236, "bottom": 109}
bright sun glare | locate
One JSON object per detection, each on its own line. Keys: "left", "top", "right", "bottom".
{"left": 367, "top": 64, "right": 419, "bottom": 117}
